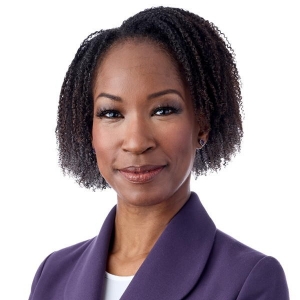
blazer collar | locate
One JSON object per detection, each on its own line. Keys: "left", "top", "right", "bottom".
{"left": 65, "top": 192, "right": 216, "bottom": 300}
{"left": 64, "top": 206, "right": 116, "bottom": 300}
{"left": 122, "top": 192, "right": 216, "bottom": 299}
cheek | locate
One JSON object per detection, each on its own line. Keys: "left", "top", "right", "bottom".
{"left": 92, "top": 124, "right": 116, "bottom": 160}
{"left": 160, "top": 121, "right": 197, "bottom": 157}
{"left": 92, "top": 125, "right": 102, "bottom": 150}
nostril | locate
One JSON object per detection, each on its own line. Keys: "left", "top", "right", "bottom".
{"left": 122, "top": 143, "right": 154, "bottom": 154}
{"left": 121, "top": 133, "right": 155, "bottom": 154}
{"left": 145, "top": 146, "right": 154, "bottom": 152}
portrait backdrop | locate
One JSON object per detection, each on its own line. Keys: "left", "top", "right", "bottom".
{"left": 0, "top": 0, "right": 299, "bottom": 299}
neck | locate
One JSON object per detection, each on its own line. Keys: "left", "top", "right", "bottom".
{"left": 107, "top": 190, "right": 191, "bottom": 275}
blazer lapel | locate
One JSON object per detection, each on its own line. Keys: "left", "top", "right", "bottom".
{"left": 64, "top": 206, "right": 116, "bottom": 300}
{"left": 121, "top": 192, "right": 216, "bottom": 300}
{"left": 64, "top": 192, "right": 215, "bottom": 300}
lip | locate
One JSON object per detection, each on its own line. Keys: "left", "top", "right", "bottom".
{"left": 118, "top": 165, "right": 165, "bottom": 183}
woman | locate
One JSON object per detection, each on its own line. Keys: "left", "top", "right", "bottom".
{"left": 29, "top": 7, "right": 289, "bottom": 300}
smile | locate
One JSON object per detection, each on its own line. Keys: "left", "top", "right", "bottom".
{"left": 118, "top": 165, "right": 165, "bottom": 183}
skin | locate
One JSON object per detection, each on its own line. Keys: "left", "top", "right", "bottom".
{"left": 92, "top": 40, "right": 208, "bottom": 275}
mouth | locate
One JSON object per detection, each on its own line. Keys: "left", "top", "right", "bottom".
{"left": 118, "top": 165, "right": 166, "bottom": 183}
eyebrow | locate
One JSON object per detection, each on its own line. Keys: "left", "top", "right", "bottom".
{"left": 96, "top": 93, "right": 122, "bottom": 101}
{"left": 148, "top": 89, "right": 183, "bottom": 100}
{"left": 95, "top": 89, "right": 183, "bottom": 102}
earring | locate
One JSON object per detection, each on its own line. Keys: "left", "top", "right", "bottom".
{"left": 198, "top": 139, "right": 206, "bottom": 149}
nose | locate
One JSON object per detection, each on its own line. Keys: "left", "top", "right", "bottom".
{"left": 121, "top": 116, "right": 156, "bottom": 154}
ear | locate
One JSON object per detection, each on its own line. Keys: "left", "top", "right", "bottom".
{"left": 195, "top": 114, "right": 210, "bottom": 149}
{"left": 197, "top": 131, "right": 209, "bottom": 149}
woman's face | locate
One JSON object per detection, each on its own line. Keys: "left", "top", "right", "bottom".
{"left": 92, "top": 40, "right": 203, "bottom": 207}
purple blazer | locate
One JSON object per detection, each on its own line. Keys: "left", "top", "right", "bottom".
{"left": 29, "top": 192, "right": 289, "bottom": 299}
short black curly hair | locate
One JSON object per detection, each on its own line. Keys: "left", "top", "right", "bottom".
{"left": 56, "top": 6, "right": 243, "bottom": 190}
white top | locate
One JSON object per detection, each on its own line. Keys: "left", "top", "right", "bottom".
{"left": 102, "top": 272, "right": 134, "bottom": 300}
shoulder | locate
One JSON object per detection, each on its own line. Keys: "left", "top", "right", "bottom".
{"left": 214, "top": 229, "right": 288, "bottom": 280}
{"left": 42, "top": 237, "right": 95, "bottom": 272}
{"left": 206, "top": 229, "right": 269, "bottom": 277}
{"left": 237, "top": 255, "right": 289, "bottom": 299}
{"left": 29, "top": 238, "right": 96, "bottom": 299}
{"left": 214, "top": 229, "right": 266, "bottom": 262}
{"left": 204, "top": 229, "right": 289, "bottom": 299}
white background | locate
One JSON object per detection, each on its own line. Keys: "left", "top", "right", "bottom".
{"left": 1, "top": 0, "right": 299, "bottom": 299}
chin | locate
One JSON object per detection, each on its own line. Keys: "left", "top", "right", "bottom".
{"left": 116, "top": 181, "right": 190, "bottom": 209}
{"left": 117, "top": 189, "right": 167, "bottom": 207}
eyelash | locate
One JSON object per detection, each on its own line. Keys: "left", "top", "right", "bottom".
{"left": 152, "top": 106, "right": 181, "bottom": 116}
{"left": 96, "top": 109, "right": 122, "bottom": 119}
{"left": 96, "top": 105, "right": 181, "bottom": 119}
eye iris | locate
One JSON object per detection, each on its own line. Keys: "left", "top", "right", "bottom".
{"left": 103, "top": 110, "right": 120, "bottom": 118}
{"left": 107, "top": 112, "right": 115, "bottom": 118}
{"left": 157, "top": 107, "right": 172, "bottom": 115}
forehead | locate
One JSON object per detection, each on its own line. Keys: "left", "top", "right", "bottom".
{"left": 93, "top": 40, "right": 185, "bottom": 95}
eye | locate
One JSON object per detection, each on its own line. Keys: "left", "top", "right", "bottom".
{"left": 152, "top": 106, "right": 180, "bottom": 116}
{"left": 96, "top": 109, "right": 123, "bottom": 119}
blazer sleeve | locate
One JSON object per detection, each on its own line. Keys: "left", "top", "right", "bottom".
{"left": 237, "top": 256, "right": 289, "bottom": 300}
{"left": 28, "top": 254, "right": 52, "bottom": 300}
